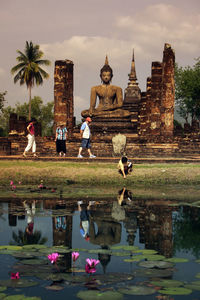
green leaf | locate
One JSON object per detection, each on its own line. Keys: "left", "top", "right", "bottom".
{"left": 134, "top": 268, "right": 173, "bottom": 278}
{"left": 77, "top": 290, "right": 123, "bottom": 300}
{"left": 118, "top": 285, "right": 156, "bottom": 295}
{"left": 0, "top": 279, "right": 38, "bottom": 288}
{"left": 150, "top": 280, "right": 183, "bottom": 287}
{"left": 21, "top": 259, "right": 48, "bottom": 265}
{"left": 165, "top": 257, "right": 188, "bottom": 263}
{"left": 159, "top": 287, "right": 192, "bottom": 295}
{"left": 138, "top": 260, "right": 174, "bottom": 269}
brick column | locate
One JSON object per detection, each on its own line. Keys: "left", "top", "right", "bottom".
{"left": 160, "top": 43, "right": 175, "bottom": 137}
{"left": 53, "top": 60, "right": 74, "bottom": 134}
{"left": 150, "top": 62, "right": 163, "bottom": 136}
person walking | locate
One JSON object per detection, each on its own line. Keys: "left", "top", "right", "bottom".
{"left": 77, "top": 117, "right": 96, "bottom": 158}
{"left": 55, "top": 123, "right": 67, "bottom": 157}
{"left": 23, "top": 118, "right": 37, "bottom": 157}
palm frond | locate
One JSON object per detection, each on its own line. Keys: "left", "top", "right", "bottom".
{"left": 36, "top": 59, "right": 51, "bottom": 66}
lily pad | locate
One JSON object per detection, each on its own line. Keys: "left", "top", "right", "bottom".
{"left": 0, "top": 245, "right": 22, "bottom": 251}
{"left": 118, "top": 285, "right": 156, "bottom": 295}
{"left": 45, "top": 284, "right": 64, "bottom": 291}
{"left": 150, "top": 280, "right": 183, "bottom": 287}
{"left": 0, "top": 287, "right": 6, "bottom": 292}
{"left": 185, "top": 284, "right": 200, "bottom": 291}
{"left": 12, "top": 252, "right": 37, "bottom": 259}
{"left": 138, "top": 260, "right": 174, "bottom": 269}
{"left": 88, "top": 249, "right": 112, "bottom": 255}
{"left": 122, "top": 246, "right": 139, "bottom": 251}
{"left": 21, "top": 259, "right": 48, "bottom": 265}
{"left": 4, "top": 296, "right": 41, "bottom": 300}
{"left": 135, "top": 249, "right": 158, "bottom": 255}
{"left": 39, "top": 247, "right": 70, "bottom": 254}
{"left": 22, "top": 244, "right": 46, "bottom": 250}
{"left": 165, "top": 257, "right": 188, "bottom": 263}
{"left": 159, "top": 287, "right": 192, "bottom": 295}
{"left": 0, "top": 294, "right": 6, "bottom": 299}
{"left": 110, "top": 246, "right": 124, "bottom": 250}
{"left": 112, "top": 252, "right": 129, "bottom": 257}
{"left": 134, "top": 268, "right": 173, "bottom": 278}
{"left": 145, "top": 255, "right": 165, "bottom": 261}
{"left": 0, "top": 279, "right": 38, "bottom": 288}
{"left": 124, "top": 255, "right": 146, "bottom": 262}
{"left": 195, "top": 259, "right": 200, "bottom": 263}
{"left": 77, "top": 290, "right": 123, "bottom": 300}
{"left": 195, "top": 273, "right": 200, "bottom": 279}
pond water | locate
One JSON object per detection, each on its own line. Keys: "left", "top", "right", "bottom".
{"left": 0, "top": 187, "right": 200, "bottom": 300}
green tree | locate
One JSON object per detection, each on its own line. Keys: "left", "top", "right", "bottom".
{"left": 15, "top": 96, "right": 54, "bottom": 136}
{"left": 0, "top": 91, "right": 7, "bottom": 112}
{"left": 175, "top": 58, "right": 200, "bottom": 124}
{"left": 0, "top": 106, "right": 15, "bottom": 136}
{"left": 0, "top": 97, "right": 53, "bottom": 137}
{"left": 11, "top": 41, "right": 51, "bottom": 120}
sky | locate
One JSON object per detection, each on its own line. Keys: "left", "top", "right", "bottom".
{"left": 0, "top": 0, "right": 200, "bottom": 119}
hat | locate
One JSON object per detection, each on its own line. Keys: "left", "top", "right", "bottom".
{"left": 86, "top": 117, "right": 92, "bottom": 122}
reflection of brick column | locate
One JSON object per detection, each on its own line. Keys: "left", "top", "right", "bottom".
{"left": 53, "top": 60, "right": 74, "bottom": 134}
{"left": 150, "top": 62, "right": 162, "bottom": 136}
{"left": 161, "top": 44, "right": 175, "bottom": 137}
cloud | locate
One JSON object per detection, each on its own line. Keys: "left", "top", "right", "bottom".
{"left": 115, "top": 4, "right": 200, "bottom": 59}
{"left": 0, "top": 67, "right": 5, "bottom": 77}
{"left": 41, "top": 36, "right": 133, "bottom": 69}
{"left": 74, "top": 95, "right": 87, "bottom": 120}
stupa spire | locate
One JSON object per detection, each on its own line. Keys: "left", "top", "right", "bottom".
{"left": 128, "top": 49, "right": 138, "bottom": 87}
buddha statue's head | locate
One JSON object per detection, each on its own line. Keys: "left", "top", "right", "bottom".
{"left": 100, "top": 56, "right": 113, "bottom": 83}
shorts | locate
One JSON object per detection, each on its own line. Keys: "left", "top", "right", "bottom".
{"left": 81, "top": 138, "right": 91, "bottom": 149}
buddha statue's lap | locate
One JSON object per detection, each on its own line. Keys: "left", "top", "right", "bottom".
{"left": 81, "top": 57, "right": 131, "bottom": 119}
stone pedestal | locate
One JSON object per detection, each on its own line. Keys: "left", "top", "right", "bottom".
{"left": 90, "top": 116, "right": 137, "bottom": 135}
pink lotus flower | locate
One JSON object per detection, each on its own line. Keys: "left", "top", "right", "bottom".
{"left": 72, "top": 252, "right": 79, "bottom": 262}
{"left": 12, "top": 185, "right": 16, "bottom": 190}
{"left": 18, "top": 181, "right": 22, "bottom": 185}
{"left": 85, "top": 258, "right": 100, "bottom": 274}
{"left": 11, "top": 272, "right": 20, "bottom": 279}
{"left": 48, "top": 252, "right": 59, "bottom": 264}
{"left": 38, "top": 184, "right": 43, "bottom": 189}
{"left": 10, "top": 181, "right": 13, "bottom": 185}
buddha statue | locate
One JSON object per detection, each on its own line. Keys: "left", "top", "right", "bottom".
{"left": 81, "top": 57, "right": 131, "bottom": 118}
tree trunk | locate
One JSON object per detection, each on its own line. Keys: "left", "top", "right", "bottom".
{"left": 28, "top": 85, "right": 31, "bottom": 121}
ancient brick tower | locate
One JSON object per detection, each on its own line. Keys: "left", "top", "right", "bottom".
{"left": 53, "top": 60, "right": 75, "bottom": 133}
{"left": 139, "top": 43, "right": 175, "bottom": 138}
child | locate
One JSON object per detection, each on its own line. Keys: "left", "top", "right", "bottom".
{"left": 118, "top": 156, "right": 132, "bottom": 179}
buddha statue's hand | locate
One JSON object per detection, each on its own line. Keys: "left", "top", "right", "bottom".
{"left": 89, "top": 108, "right": 95, "bottom": 116}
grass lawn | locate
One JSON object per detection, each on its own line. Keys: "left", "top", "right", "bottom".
{"left": 0, "top": 160, "right": 200, "bottom": 186}
{"left": 0, "top": 160, "right": 200, "bottom": 202}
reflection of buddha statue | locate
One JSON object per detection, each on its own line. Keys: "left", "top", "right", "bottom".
{"left": 81, "top": 56, "right": 131, "bottom": 118}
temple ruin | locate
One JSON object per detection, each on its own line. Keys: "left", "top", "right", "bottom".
{"left": 1, "top": 42, "right": 200, "bottom": 157}
{"left": 53, "top": 43, "right": 175, "bottom": 141}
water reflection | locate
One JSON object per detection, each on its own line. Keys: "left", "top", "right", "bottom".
{"left": 2, "top": 190, "right": 200, "bottom": 262}
{"left": 10, "top": 200, "right": 48, "bottom": 246}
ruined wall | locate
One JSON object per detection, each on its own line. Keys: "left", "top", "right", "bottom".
{"left": 139, "top": 43, "right": 175, "bottom": 139}
{"left": 54, "top": 60, "right": 75, "bottom": 133}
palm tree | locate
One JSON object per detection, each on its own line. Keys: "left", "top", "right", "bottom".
{"left": 11, "top": 41, "right": 51, "bottom": 120}
{"left": 11, "top": 229, "right": 48, "bottom": 246}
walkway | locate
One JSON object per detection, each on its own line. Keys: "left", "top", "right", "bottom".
{"left": 1, "top": 155, "right": 200, "bottom": 163}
